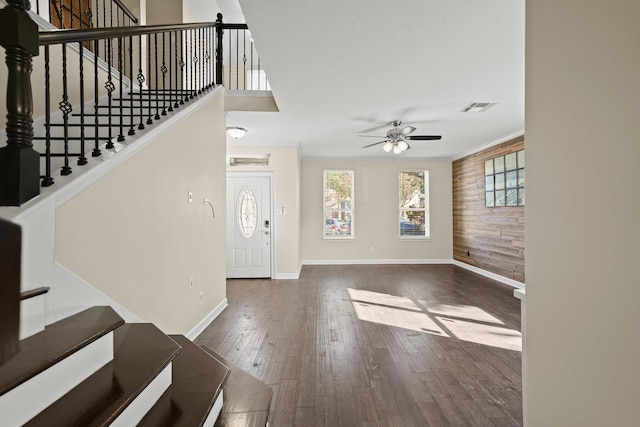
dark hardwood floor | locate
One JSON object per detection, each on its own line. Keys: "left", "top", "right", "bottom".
{"left": 196, "top": 264, "right": 523, "bottom": 427}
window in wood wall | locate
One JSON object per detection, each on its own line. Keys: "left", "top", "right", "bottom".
{"left": 485, "top": 150, "right": 525, "bottom": 207}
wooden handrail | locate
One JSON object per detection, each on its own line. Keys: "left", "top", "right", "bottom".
{"left": 112, "top": 0, "right": 138, "bottom": 24}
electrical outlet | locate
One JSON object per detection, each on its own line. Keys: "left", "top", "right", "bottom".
{"left": 189, "top": 277, "right": 194, "bottom": 288}
{"left": 188, "top": 192, "right": 193, "bottom": 203}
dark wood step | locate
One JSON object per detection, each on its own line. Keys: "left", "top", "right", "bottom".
{"left": 200, "top": 347, "right": 272, "bottom": 427}
{"left": 138, "top": 335, "right": 231, "bottom": 427}
{"left": 0, "top": 306, "right": 123, "bottom": 396}
{"left": 25, "top": 323, "right": 181, "bottom": 427}
{"left": 19, "top": 287, "right": 50, "bottom": 301}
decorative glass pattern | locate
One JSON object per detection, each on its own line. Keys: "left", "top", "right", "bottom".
{"left": 237, "top": 188, "right": 258, "bottom": 239}
{"left": 485, "top": 149, "right": 525, "bottom": 207}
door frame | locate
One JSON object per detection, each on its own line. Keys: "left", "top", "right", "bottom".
{"left": 226, "top": 171, "right": 276, "bottom": 279}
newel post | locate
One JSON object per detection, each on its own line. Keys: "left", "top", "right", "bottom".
{"left": 215, "top": 13, "right": 223, "bottom": 86}
{"left": 0, "top": 0, "right": 40, "bottom": 206}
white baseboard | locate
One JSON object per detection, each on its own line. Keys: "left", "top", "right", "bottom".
{"left": 452, "top": 260, "right": 525, "bottom": 289}
{"left": 302, "top": 258, "right": 453, "bottom": 266}
{"left": 275, "top": 264, "right": 302, "bottom": 280}
{"left": 186, "top": 298, "right": 228, "bottom": 340}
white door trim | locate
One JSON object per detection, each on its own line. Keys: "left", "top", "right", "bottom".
{"left": 226, "top": 171, "right": 275, "bottom": 279}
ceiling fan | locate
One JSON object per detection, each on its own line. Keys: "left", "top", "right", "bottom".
{"left": 359, "top": 121, "right": 442, "bottom": 154}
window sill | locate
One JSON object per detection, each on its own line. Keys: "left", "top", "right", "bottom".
{"left": 398, "top": 236, "right": 431, "bottom": 241}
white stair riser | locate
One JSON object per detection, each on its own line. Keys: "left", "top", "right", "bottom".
{"left": 0, "top": 331, "right": 114, "bottom": 427}
{"left": 203, "top": 390, "right": 224, "bottom": 427}
{"left": 110, "top": 363, "right": 172, "bottom": 427}
{"left": 19, "top": 294, "right": 47, "bottom": 340}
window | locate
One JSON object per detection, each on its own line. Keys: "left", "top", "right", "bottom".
{"left": 485, "top": 150, "right": 524, "bottom": 207}
{"left": 323, "top": 170, "right": 354, "bottom": 238}
{"left": 399, "top": 170, "right": 429, "bottom": 237}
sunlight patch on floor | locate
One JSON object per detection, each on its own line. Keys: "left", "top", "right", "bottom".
{"left": 348, "top": 288, "right": 521, "bottom": 352}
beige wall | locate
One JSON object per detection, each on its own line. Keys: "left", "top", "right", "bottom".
{"left": 54, "top": 93, "right": 227, "bottom": 335}
{"left": 226, "top": 145, "right": 301, "bottom": 276}
{"left": 301, "top": 158, "right": 452, "bottom": 262}
{"left": 526, "top": 1, "right": 640, "bottom": 425}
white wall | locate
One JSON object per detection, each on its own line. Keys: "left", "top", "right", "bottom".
{"left": 54, "top": 93, "right": 227, "bottom": 335}
{"left": 525, "top": 1, "right": 640, "bottom": 425}
{"left": 226, "top": 145, "right": 301, "bottom": 277}
{"left": 301, "top": 158, "right": 452, "bottom": 262}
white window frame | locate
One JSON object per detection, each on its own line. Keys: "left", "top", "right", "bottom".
{"left": 398, "top": 169, "right": 430, "bottom": 238}
{"left": 323, "top": 169, "right": 355, "bottom": 239}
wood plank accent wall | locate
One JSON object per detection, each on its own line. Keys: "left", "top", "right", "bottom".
{"left": 453, "top": 136, "right": 525, "bottom": 282}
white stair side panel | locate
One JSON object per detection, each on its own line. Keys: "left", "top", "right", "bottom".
{"left": 0, "top": 331, "right": 114, "bottom": 427}
{"left": 19, "top": 294, "right": 47, "bottom": 340}
{"left": 48, "top": 261, "right": 141, "bottom": 326}
{"left": 203, "top": 390, "right": 224, "bottom": 427}
{"left": 110, "top": 363, "right": 173, "bottom": 427}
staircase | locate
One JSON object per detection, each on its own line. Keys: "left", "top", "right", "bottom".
{"left": 0, "top": 306, "right": 231, "bottom": 426}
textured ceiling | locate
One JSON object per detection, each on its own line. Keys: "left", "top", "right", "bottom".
{"left": 224, "top": 0, "right": 524, "bottom": 159}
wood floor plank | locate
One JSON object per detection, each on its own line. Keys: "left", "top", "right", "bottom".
{"left": 196, "top": 264, "right": 522, "bottom": 426}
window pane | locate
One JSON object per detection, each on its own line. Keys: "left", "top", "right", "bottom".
{"left": 506, "top": 188, "right": 518, "bottom": 206}
{"left": 399, "top": 171, "right": 425, "bottom": 209}
{"left": 518, "top": 188, "right": 525, "bottom": 205}
{"left": 486, "top": 191, "right": 495, "bottom": 207}
{"left": 495, "top": 173, "right": 505, "bottom": 190}
{"left": 517, "top": 150, "right": 525, "bottom": 168}
{"left": 495, "top": 190, "right": 506, "bottom": 206}
{"left": 400, "top": 211, "right": 425, "bottom": 236}
{"left": 506, "top": 171, "right": 518, "bottom": 189}
{"left": 494, "top": 156, "right": 505, "bottom": 173}
{"left": 518, "top": 169, "right": 525, "bottom": 187}
{"left": 485, "top": 175, "right": 494, "bottom": 191}
{"left": 505, "top": 153, "right": 517, "bottom": 171}
{"left": 324, "top": 170, "right": 354, "bottom": 238}
{"left": 237, "top": 189, "right": 258, "bottom": 239}
{"left": 484, "top": 159, "right": 494, "bottom": 176}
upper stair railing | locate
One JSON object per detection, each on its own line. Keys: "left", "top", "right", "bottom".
{"left": 34, "top": 0, "right": 138, "bottom": 29}
{"left": 0, "top": 0, "right": 268, "bottom": 206}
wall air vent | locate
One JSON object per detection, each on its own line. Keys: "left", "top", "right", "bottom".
{"left": 228, "top": 154, "right": 270, "bottom": 167}
{"left": 461, "top": 102, "right": 496, "bottom": 113}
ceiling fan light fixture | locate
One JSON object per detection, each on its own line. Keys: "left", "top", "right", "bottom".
{"left": 383, "top": 141, "right": 394, "bottom": 152}
{"left": 393, "top": 144, "right": 403, "bottom": 154}
{"left": 226, "top": 126, "right": 248, "bottom": 139}
{"left": 398, "top": 140, "right": 409, "bottom": 152}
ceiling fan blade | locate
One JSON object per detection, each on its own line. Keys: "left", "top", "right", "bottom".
{"left": 406, "top": 135, "right": 442, "bottom": 140}
{"left": 358, "top": 134, "right": 387, "bottom": 138}
{"left": 359, "top": 123, "right": 391, "bottom": 133}
{"left": 362, "top": 140, "right": 388, "bottom": 148}
{"left": 400, "top": 126, "right": 416, "bottom": 136}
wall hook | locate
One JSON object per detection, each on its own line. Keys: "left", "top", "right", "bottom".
{"left": 204, "top": 198, "right": 215, "bottom": 218}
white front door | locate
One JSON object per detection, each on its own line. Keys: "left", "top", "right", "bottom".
{"left": 226, "top": 175, "right": 272, "bottom": 278}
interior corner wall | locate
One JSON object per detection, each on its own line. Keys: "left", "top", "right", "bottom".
{"left": 226, "top": 145, "right": 301, "bottom": 276}
{"left": 526, "top": 1, "right": 640, "bottom": 425}
{"left": 452, "top": 136, "right": 525, "bottom": 282}
{"left": 146, "top": 0, "right": 182, "bottom": 25}
{"left": 54, "top": 93, "right": 227, "bottom": 335}
{"left": 300, "top": 158, "right": 452, "bottom": 262}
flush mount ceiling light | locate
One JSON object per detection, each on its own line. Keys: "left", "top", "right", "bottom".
{"left": 226, "top": 127, "right": 248, "bottom": 139}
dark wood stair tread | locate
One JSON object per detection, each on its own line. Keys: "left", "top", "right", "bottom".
{"left": 138, "top": 335, "right": 231, "bottom": 427}
{"left": 200, "top": 347, "right": 272, "bottom": 427}
{"left": 0, "top": 306, "right": 123, "bottom": 396}
{"left": 25, "top": 323, "right": 181, "bottom": 427}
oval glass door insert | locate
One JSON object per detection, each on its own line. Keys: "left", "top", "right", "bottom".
{"left": 237, "top": 188, "right": 258, "bottom": 239}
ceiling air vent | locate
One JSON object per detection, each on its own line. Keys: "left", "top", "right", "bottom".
{"left": 461, "top": 102, "right": 495, "bottom": 113}
{"left": 228, "top": 154, "right": 270, "bottom": 167}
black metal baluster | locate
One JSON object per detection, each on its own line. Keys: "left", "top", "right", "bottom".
{"left": 208, "top": 26, "right": 213, "bottom": 89}
{"left": 167, "top": 31, "right": 173, "bottom": 112}
{"left": 250, "top": 37, "right": 254, "bottom": 90}
{"left": 42, "top": 45, "right": 54, "bottom": 186}
{"left": 60, "top": 43, "right": 72, "bottom": 175}
{"left": 106, "top": 38, "right": 115, "bottom": 149}
{"left": 58, "top": 0, "right": 63, "bottom": 28}
{"left": 258, "top": 57, "right": 262, "bottom": 90}
{"left": 215, "top": 13, "right": 223, "bottom": 86}
{"left": 146, "top": 33, "right": 153, "bottom": 125}
{"left": 128, "top": 35, "right": 135, "bottom": 135}
{"left": 180, "top": 31, "right": 186, "bottom": 104}
{"left": 137, "top": 34, "right": 145, "bottom": 130}
{"left": 154, "top": 32, "right": 160, "bottom": 119}
{"left": 199, "top": 27, "right": 203, "bottom": 94}
{"left": 189, "top": 29, "right": 194, "bottom": 99}
{"left": 92, "top": 38, "right": 101, "bottom": 157}
{"left": 78, "top": 41, "right": 87, "bottom": 165}
{"left": 70, "top": 0, "right": 73, "bottom": 28}
{"left": 242, "top": 29, "right": 247, "bottom": 90}
{"left": 117, "top": 36, "right": 124, "bottom": 141}
{"left": 228, "top": 27, "right": 231, "bottom": 88}
{"left": 161, "top": 31, "right": 167, "bottom": 115}
{"left": 174, "top": 30, "right": 179, "bottom": 108}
